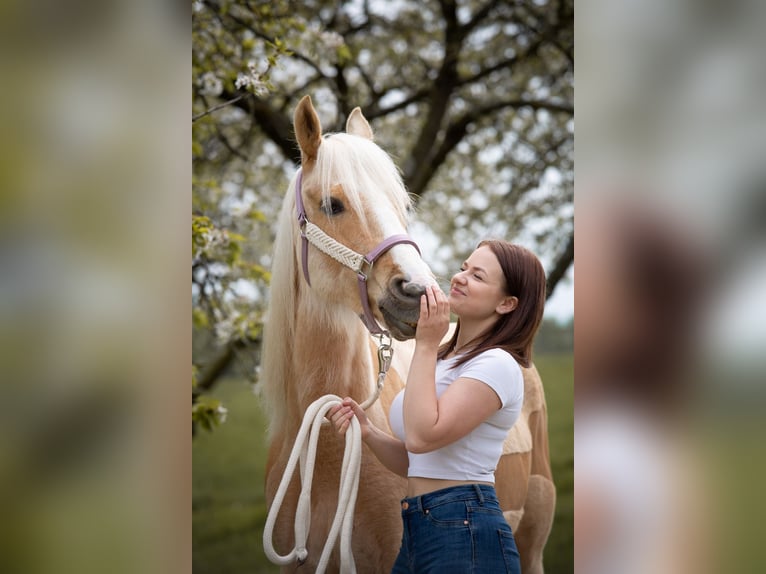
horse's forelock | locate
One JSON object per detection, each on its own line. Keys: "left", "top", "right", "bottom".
{"left": 316, "top": 134, "right": 411, "bottom": 225}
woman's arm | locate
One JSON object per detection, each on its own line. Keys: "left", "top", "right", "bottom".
{"left": 328, "top": 398, "right": 409, "bottom": 477}
{"left": 403, "top": 286, "right": 503, "bottom": 453}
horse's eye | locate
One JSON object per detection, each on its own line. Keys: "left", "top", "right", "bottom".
{"left": 320, "top": 197, "right": 345, "bottom": 216}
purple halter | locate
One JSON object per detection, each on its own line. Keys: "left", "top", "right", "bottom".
{"left": 294, "top": 169, "right": 420, "bottom": 335}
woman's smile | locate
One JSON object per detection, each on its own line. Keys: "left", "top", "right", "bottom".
{"left": 450, "top": 286, "right": 466, "bottom": 297}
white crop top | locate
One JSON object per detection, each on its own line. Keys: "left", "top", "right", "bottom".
{"left": 389, "top": 348, "right": 524, "bottom": 483}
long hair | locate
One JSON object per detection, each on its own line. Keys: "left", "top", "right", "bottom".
{"left": 438, "top": 240, "right": 546, "bottom": 368}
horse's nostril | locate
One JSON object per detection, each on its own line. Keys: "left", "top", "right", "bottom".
{"left": 393, "top": 277, "right": 426, "bottom": 301}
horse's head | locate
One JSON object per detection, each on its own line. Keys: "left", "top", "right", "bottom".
{"left": 291, "top": 95, "right": 436, "bottom": 340}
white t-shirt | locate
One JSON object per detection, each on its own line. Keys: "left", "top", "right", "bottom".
{"left": 389, "top": 348, "right": 524, "bottom": 483}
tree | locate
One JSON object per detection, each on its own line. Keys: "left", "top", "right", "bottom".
{"left": 192, "top": 0, "right": 573, "bottom": 406}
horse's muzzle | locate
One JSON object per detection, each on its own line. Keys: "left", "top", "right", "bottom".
{"left": 378, "top": 277, "right": 426, "bottom": 340}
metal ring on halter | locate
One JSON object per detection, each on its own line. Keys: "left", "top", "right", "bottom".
{"left": 357, "top": 257, "right": 374, "bottom": 281}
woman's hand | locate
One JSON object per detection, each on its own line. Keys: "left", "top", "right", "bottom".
{"left": 415, "top": 285, "right": 450, "bottom": 349}
{"left": 327, "top": 397, "right": 371, "bottom": 440}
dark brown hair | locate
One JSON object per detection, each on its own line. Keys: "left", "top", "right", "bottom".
{"left": 438, "top": 240, "right": 547, "bottom": 368}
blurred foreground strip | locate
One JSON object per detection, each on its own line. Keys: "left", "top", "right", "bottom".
{"left": 577, "top": 0, "right": 766, "bottom": 571}
{"left": 0, "top": 1, "right": 188, "bottom": 573}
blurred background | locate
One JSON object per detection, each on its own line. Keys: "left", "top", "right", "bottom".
{"left": 576, "top": 0, "right": 766, "bottom": 572}
{"left": 1, "top": 0, "right": 763, "bottom": 572}
{"left": 0, "top": 1, "right": 189, "bottom": 573}
{"left": 191, "top": 1, "right": 573, "bottom": 572}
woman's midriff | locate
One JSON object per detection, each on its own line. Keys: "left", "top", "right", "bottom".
{"left": 406, "top": 476, "right": 494, "bottom": 497}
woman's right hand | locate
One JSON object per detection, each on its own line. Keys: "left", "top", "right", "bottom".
{"left": 327, "top": 397, "right": 371, "bottom": 440}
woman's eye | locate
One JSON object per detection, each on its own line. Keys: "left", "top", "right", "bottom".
{"left": 320, "top": 197, "right": 345, "bottom": 216}
{"left": 473, "top": 274, "right": 483, "bottom": 280}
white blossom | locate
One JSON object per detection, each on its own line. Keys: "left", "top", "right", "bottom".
{"left": 199, "top": 72, "right": 223, "bottom": 97}
{"left": 213, "top": 310, "right": 239, "bottom": 345}
{"left": 320, "top": 31, "right": 345, "bottom": 50}
{"left": 216, "top": 404, "right": 228, "bottom": 424}
{"left": 235, "top": 61, "right": 269, "bottom": 96}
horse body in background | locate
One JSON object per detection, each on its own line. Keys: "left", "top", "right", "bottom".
{"left": 260, "top": 95, "right": 555, "bottom": 573}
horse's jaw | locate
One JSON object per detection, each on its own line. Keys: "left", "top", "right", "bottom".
{"left": 378, "top": 287, "right": 424, "bottom": 340}
{"left": 378, "top": 306, "right": 418, "bottom": 340}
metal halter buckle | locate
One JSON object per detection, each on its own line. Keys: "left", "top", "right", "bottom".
{"left": 376, "top": 332, "right": 393, "bottom": 375}
{"left": 357, "top": 257, "right": 374, "bottom": 281}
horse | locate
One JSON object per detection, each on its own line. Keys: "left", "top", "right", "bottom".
{"left": 260, "top": 95, "right": 555, "bottom": 573}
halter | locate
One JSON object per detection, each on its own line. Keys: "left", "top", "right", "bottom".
{"left": 294, "top": 168, "right": 420, "bottom": 336}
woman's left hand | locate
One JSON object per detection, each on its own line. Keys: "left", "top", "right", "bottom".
{"left": 415, "top": 285, "right": 450, "bottom": 348}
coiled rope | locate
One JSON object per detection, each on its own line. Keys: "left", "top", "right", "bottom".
{"left": 262, "top": 337, "right": 393, "bottom": 574}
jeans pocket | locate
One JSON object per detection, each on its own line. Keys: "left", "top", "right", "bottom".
{"left": 498, "top": 529, "right": 521, "bottom": 574}
{"left": 424, "top": 499, "right": 469, "bottom": 528}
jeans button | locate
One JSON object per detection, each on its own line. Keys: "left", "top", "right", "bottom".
{"left": 401, "top": 501, "right": 409, "bottom": 510}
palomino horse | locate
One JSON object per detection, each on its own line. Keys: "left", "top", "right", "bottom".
{"left": 261, "top": 95, "right": 555, "bottom": 573}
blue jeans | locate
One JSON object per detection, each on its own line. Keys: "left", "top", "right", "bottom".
{"left": 391, "top": 484, "right": 521, "bottom": 574}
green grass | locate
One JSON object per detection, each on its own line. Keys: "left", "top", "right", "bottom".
{"left": 536, "top": 352, "right": 574, "bottom": 574}
{"left": 193, "top": 352, "right": 573, "bottom": 573}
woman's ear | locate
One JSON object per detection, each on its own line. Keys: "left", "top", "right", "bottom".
{"left": 497, "top": 296, "right": 518, "bottom": 315}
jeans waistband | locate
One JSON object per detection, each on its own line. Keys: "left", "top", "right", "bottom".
{"left": 401, "top": 484, "right": 498, "bottom": 513}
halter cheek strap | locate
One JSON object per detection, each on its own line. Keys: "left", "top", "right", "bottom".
{"left": 294, "top": 170, "right": 311, "bottom": 285}
{"left": 294, "top": 169, "right": 421, "bottom": 335}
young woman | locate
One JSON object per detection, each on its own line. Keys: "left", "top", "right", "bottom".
{"left": 328, "top": 239, "right": 547, "bottom": 574}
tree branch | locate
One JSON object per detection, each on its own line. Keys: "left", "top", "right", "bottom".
{"left": 192, "top": 94, "right": 248, "bottom": 123}
{"left": 407, "top": 97, "right": 573, "bottom": 197}
{"left": 196, "top": 335, "right": 262, "bottom": 392}
{"left": 462, "top": 0, "right": 497, "bottom": 34}
{"left": 403, "top": 0, "right": 462, "bottom": 183}
{"left": 546, "top": 231, "right": 573, "bottom": 299}
{"left": 222, "top": 92, "right": 298, "bottom": 164}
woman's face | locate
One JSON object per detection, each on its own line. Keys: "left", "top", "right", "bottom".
{"left": 448, "top": 246, "right": 512, "bottom": 321}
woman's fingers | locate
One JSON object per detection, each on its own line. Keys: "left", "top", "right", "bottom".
{"left": 330, "top": 397, "right": 369, "bottom": 437}
{"left": 427, "top": 285, "right": 436, "bottom": 305}
{"left": 424, "top": 285, "right": 448, "bottom": 318}
{"left": 436, "top": 287, "right": 449, "bottom": 314}
{"left": 421, "top": 286, "right": 443, "bottom": 318}
{"left": 327, "top": 403, "right": 354, "bottom": 435}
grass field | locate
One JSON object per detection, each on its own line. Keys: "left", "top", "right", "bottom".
{"left": 192, "top": 352, "right": 573, "bottom": 573}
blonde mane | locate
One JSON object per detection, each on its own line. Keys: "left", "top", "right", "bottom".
{"left": 259, "top": 132, "right": 413, "bottom": 437}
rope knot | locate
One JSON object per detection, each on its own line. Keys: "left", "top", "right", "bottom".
{"left": 297, "top": 548, "right": 308, "bottom": 565}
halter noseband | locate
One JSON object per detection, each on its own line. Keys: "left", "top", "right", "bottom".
{"left": 294, "top": 169, "right": 420, "bottom": 335}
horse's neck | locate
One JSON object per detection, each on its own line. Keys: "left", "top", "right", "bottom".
{"left": 286, "top": 293, "right": 376, "bottom": 429}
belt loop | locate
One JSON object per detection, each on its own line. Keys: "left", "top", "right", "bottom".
{"left": 473, "top": 484, "right": 484, "bottom": 505}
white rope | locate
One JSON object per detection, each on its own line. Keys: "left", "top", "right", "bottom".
{"left": 263, "top": 366, "right": 388, "bottom": 573}
{"left": 263, "top": 394, "right": 363, "bottom": 574}
{"left": 304, "top": 222, "right": 366, "bottom": 272}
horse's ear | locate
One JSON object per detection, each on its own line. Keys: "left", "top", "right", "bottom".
{"left": 294, "top": 95, "right": 322, "bottom": 162}
{"left": 346, "top": 107, "right": 373, "bottom": 141}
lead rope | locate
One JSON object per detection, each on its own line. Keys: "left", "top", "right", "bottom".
{"left": 263, "top": 334, "right": 394, "bottom": 574}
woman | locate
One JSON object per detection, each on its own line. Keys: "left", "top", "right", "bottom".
{"left": 328, "top": 239, "right": 547, "bottom": 573}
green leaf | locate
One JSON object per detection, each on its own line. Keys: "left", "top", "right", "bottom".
{"left": 193, "top": 307, "right": 210, "bottom": 329}
{"left": 337, "top": 44, "right": 352, "bottom": 65}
